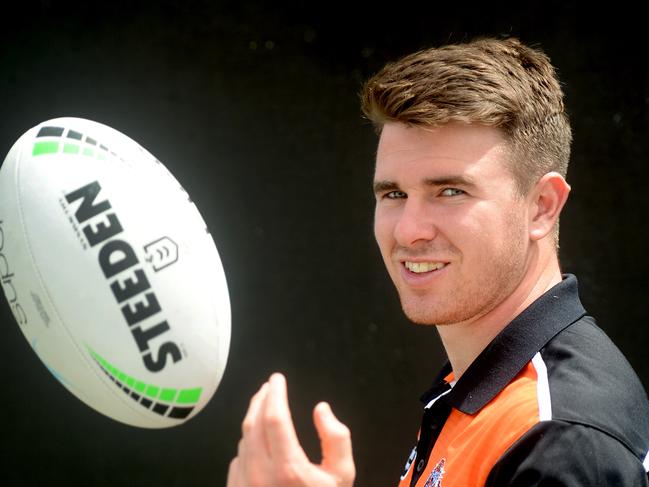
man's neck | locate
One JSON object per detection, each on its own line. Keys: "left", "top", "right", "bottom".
{"left": 437, "top": 254, "right": 563, "bottom": 381}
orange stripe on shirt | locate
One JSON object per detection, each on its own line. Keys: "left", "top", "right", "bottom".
{"left": 400, "top": 361, "right": 543, "bottom": 487}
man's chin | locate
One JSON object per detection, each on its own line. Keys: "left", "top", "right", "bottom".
{"left": 401, "top": 303, "right": 444, "bottom": 326}
{"left": 400, "top": 297, "right": 469, "bottom": 326}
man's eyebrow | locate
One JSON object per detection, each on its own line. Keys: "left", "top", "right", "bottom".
{"left": 424, "top": 175, "right": 477, "bottom": 188}
{"left": 373, "top": 176, "right": 476, "bottom": 194}
{"left": 373, "top": 180, "right": 399, "bottom": 194}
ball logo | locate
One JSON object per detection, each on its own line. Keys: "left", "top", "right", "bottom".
{"left": 144, "top": 237, "right": 178, "bottom": 272}
{"left": 64, "top": 180, "right": 182, "bottom": 373}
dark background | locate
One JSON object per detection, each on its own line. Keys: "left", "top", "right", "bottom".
{"left": 1, "top": 1, "right": 647, "bottom": 485}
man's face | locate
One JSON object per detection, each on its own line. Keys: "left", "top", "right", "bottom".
{"left": 373, "top": 122, "right": 532, "bottom": 326}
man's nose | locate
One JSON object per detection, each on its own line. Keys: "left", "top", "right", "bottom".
{"left": 393, "top": 198, "right": 438, "bottom": 247}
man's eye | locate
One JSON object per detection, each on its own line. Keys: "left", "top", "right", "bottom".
{"left": 440, "top": 188, "right": 465, "bottom": 197}
{"left": 386, "top": 190, "right": 407, "bottom": 199}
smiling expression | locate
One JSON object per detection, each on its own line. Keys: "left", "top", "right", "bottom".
{"left": 373, "top": 122, "right": 533, "bottom": 326}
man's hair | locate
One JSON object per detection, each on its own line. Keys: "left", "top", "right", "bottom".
{"left": 361, "top": 37, "right": 572, "bottom": 195}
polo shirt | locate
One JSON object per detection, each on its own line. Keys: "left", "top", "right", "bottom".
{"left": 398, "top": 274, "right": 649, "bottom": 486}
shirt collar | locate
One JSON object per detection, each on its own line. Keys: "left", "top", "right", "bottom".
{"left": 421, "top": 274, "right": 587, "bottom": 414}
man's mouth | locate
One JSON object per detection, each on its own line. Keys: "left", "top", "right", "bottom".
{"left": 404, "top": 261, "right": 447, "bottom": 273}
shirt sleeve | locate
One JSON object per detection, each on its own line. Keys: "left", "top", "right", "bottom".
{"left": 485, "top": 420, "right": 648, "bottom": 486}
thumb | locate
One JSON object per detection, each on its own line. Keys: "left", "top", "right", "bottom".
{"left": 313, "top": 402, "right": 355, "bottom": 482}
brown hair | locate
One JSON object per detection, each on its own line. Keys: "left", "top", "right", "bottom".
{"left": 361, "top": 37, "right": 572, "bottom": 194}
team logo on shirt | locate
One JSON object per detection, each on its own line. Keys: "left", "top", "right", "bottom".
{"left": 423, "top": 458, "right": 446, "bottom": 487}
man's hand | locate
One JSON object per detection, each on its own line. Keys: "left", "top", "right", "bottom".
{"left": 227, "top": 373, "right": 356, "bottom": 487}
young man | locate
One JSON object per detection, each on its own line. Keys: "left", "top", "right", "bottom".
{"left": 227, "top": 37, "right": 649, "bottom": 486}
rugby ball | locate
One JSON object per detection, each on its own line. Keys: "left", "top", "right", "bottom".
{"left": 0, "top": 117, "right": 230, "bottom": 428}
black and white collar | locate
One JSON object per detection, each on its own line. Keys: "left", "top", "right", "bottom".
{"left": 421, "top": 274, "right": 587, "bottom": 414}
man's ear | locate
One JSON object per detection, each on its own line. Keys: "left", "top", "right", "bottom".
{"left": 528, "top": 172, "right": 571, "bottom": 241}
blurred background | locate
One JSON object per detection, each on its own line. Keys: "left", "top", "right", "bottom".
{"left": 1, "top": 1, "right": 647, "bottom": 485}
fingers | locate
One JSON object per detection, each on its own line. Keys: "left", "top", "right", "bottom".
{"left": 242, "top": 382, "right": 270, "bottom": 451}
{"left": 227, "top": 457, "right": 240, "bottom": 487}
{"left": 264, "top": 373, "right": 306, "bottom": 462}
{"left": 227, "top": 374, "right": 356, "bottom": 487}
{"left": 231, "top": 380, "right": 271, "bottom": 487}
{"left": 243, "top": 382, "right": 269, "bottom": 435}
{"left": 313, "top": 402, "right": 356, "bottom": 483}
{"left": 231, "top": 374, "right": 305, "bottom": 480}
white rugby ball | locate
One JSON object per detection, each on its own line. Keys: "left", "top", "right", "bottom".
{"left": 0, "top": 117, "right": 230, "bottom": 428}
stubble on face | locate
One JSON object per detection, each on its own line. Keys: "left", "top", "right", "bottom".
{"left": 397, "top": 204, "right": 529, "bottom": 327}
{"left": 374, "top": 122, "right": 535, "bottom": 328}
